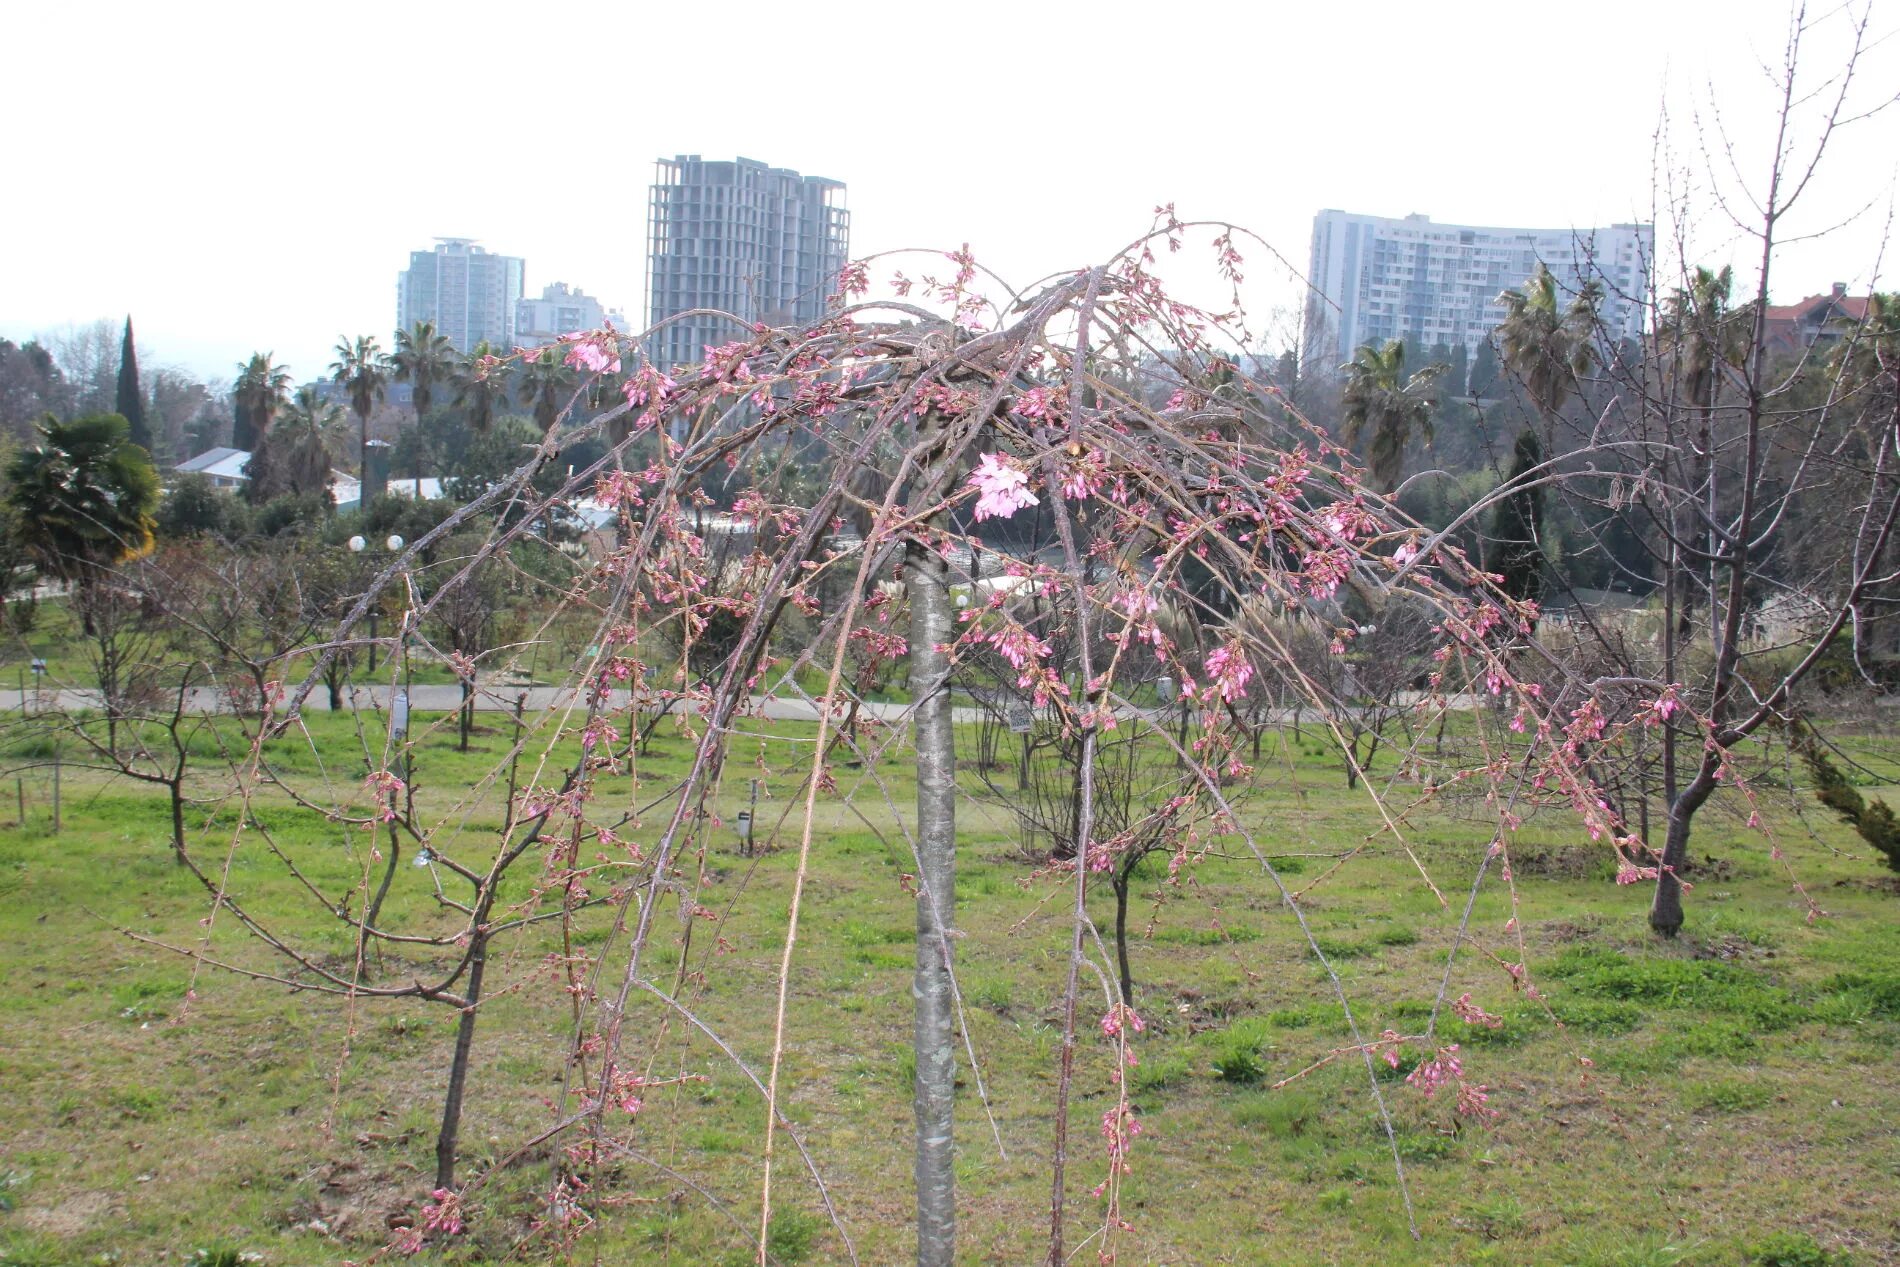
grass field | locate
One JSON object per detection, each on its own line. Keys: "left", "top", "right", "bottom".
{"left": 0, "top": 707, "right": 1897, "bottom": 1266}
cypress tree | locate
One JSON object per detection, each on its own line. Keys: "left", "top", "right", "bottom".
{"left": 1469, "top": 338, "right": 1500, "bottom": 401}
{"left": 1485, "top": 429, "right": 1546, "bottom": 617}
{"left": 116, "top": 317, "right": 152, "bottom": 454}
{"left": 1447, "top": 341, "right": 1470, "bottom": 400}
{"left": 1792, "top": 719, "right": 1900, "bottom": 874}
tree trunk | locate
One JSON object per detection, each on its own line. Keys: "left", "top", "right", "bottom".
{"left": 435, "top": 927, "right": 488, "bottom": 1189}
{"left": 169, "top": 781, "right": 187, "bottom": 866}
{"left": 459, "top": 679, "right": 473, "bottom": 752}
{"left": 1649, "top": 773, "right": 1717, "bottom": 936}
{"left": 360, "top": 817, "right": 400, "bottom": 972}
{"left": 907, "top": 527, "right": 957, "bottom": 1267}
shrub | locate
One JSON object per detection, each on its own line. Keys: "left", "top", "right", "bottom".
{"left": 1749, "top": 1230, "right": 1853, "bottom": 1267}
{"left": 1792, "top": 720, "right": 1900, "bottom": 875}
{"left": 766, "top": 1211, "right": 820, "bottom": 1265}
{"left": 1685, "top": 1078, "right": 1773, "bottom": 1113}
{"left": 1211, "top": 1018, "right": 1273, "bottom": 1083}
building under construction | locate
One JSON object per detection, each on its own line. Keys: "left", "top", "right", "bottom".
{"left": 644, "top": 155, "right": 850, "bottom": 372}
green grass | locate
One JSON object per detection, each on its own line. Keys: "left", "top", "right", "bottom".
{"left": 0, "top": 709, "right": 1893, "bottom": 1265}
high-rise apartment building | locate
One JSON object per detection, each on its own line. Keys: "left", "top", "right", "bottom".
{"left": 514, "top": 282, "right": 621, "bottom": 348}
{"left": 396, "top": 238, "right": 525, "bottom": 352}
{"left": 644, "top": 155, "right": 849, "bottom": 371}
{"left": 1307, "top": 210, "right": 1652, "bottom": 369}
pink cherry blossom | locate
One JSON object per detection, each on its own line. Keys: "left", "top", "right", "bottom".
{"left": 969, "top": 453, "right": 1038, "bottom": 521}
{"left": 563, "top": 336, "right": 619, "bottom": 375}
{"left": 1203, "top": 643, "right": 1254, "bottom": 702}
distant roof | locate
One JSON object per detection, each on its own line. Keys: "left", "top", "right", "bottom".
{"left": 1763, "top": 288, "right": 1872, "bottom": 324}
{"left": 175, "top": 449, "right": 365, "bottom": 506}
{"left": 175, "top": 447, "right": 251, "bottom": 480}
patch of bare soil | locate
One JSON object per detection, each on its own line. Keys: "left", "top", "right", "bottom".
{"left": 1537, "top": 919, "right": 1602, "bottom": 943}
{"left": 1164, "top": 986, "right": 1247, "bottom": 1034}
{"left": 1688, "top": 933, "right": 1772, "bottom": 962}
{"left": 1832, "top": 874, "right": 1900, "bottom": 895}
{"left": 281, "top": 1156, "right": 421, "bottom": 1243}
{"left": 1512, "top": 847, "right": 1603, "bottom": 880}
{"left": 18, "top": 1189, "right": 119, "bottom": 1237}
{"left": 1679, "top": 854, "right": 1736, "bottom": 880}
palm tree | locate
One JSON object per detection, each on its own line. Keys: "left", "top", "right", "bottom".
{"left": 390, "top": 323, "right": 454, "bottom": 496}
{"left": 1655, "top": 267, "right": 1753, "bottom": 642}
{"left": 390, "top": 321, "right": 455, "bottom": 425}
{"left": 1494, "top": 264, "right": 1603, "bottom": 418}
{"left": 1339, "top": 340, "right": 1445, "bottom": 493}
{"left": 450, "top": 342, "right": 507, "bottom": 435}
{"left": 517, "top": 348, "right": 577, "bottom": 435}
{"left": 6, "top": 413, "right": 160, "bottom": 621}
{"left": 1659, "top": 266, "right": 1749, "bottom": 413}
{"left": 232, "top": 353, "right": 291, "bottom": 451}
{"left": 329, "top": 335, "right": 389, "bottom": 491}
{"left": 255, "top": 385, "right": 346, "bottom": 503}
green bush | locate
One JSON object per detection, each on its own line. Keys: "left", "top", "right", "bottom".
{"left": 1685, "top": 1078, "right": 1773, "bottom": 1113}
{"left": 1749, "top": 1229, "right": 1853, "bottom": 1267}
{"left": 1211, "top": 1018, "right": 1274, "bottom": 1083}
{"left": 765, "top": 1210, "right": 820, "bottom": 1265}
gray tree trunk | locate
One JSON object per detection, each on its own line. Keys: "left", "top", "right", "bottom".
{"left": 907, "top": 526, "right": 957, "bottom": 1267}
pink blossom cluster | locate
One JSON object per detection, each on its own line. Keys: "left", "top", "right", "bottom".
{"left": 1452, "top": 993, "right": 1503, "bottom": 1030}
{"left": 700, "top": 340, "right": 755, "bottom": 385}
{"left": 1405, "top": 1044, "right": 1463, "bottom": 1096}
{"left": 984, "top": 624, "right": 1052, "bottom": 672}
{"left": 579, "top": 719, "right": 620, "bottom": 752}
{"left": 968, "top": 453, "right": 1038, "bottom": 521}
{"left": 1199, "top": 644, "right": 1254, "bottom": 703}
{"left": 621, "top": 363, "right": 679, "bottom": 409}
{"left": 559, "top": 327, "right": 621, "bottom": 375}
{"left": 1099, "top": 1103, "right": 1143, "bottom": 1167}
{"left": 834, "top": 259, "right": 870, "bottom": 298}
{"left": 1060, "top": 448, "right": 1107, "bottom": 501}
{"left": 1012, "top": 385, "right": 1062, "bottom": 419}
{"left": 1297, "top": 545, "right": 1351, "bottom": 600}
{"left": 1100, "top": 1003, "right": 1146, "bottom": 1039}
{"left": 363, "top": 770, "right": 405, "bottom": 823}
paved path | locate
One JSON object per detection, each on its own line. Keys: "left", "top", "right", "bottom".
{"left": 0, "top": 683, "right": 1477, "bottom": 725}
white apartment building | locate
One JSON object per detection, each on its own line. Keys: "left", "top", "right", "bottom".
{"left": 1307, "top": 210, "right": 1652, "bottom": 369}
{"left": 513, "top": 282, "right": 622, "bottom": 348}
{"left": 396, "top": 238, "right": 525, "bottom": 352}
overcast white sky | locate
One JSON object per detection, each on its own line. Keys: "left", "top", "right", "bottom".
{"left": 2, "top": 0, "right": 1895, "bottom": 384}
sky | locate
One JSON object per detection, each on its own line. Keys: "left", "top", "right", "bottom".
{"left": 2, "top": 0, "right": 1896, "bottom": 385}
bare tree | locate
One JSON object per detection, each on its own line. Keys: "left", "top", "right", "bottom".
{"left": 1526, "top": 4, "right": 1900, "bottom": 935}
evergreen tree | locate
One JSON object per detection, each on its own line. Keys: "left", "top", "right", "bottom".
{"left": 115, "top": 317, "right": 151, "bottom": 454}
{"left": 1484, "top": 429, "right": 1546, "bottom": 617}
{"left": 1446, "top": 341, "right": 1469, "bottom": 400}
{"left": 1469, "top": 339, "right": 1500, "bottom": 400}
{"left": 1792, "top": 719, "right": 1900, "bottom": 875}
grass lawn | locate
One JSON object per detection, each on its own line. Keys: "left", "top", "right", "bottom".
{"left": 0, "top": 708, "right": 1896, "bottom": 1265}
